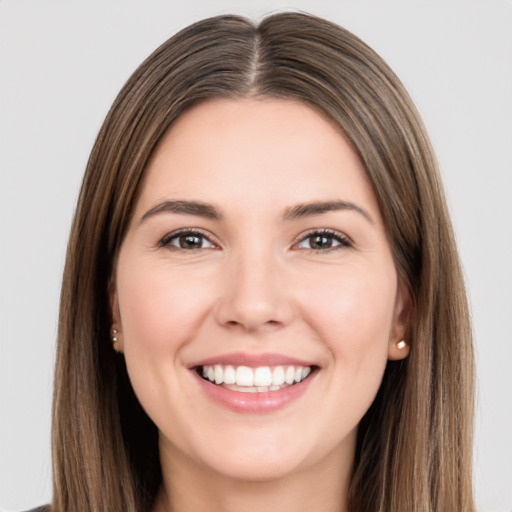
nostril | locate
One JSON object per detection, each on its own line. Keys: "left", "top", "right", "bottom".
{"left": 224, "top": 318, "right": 281, "bottom": 331}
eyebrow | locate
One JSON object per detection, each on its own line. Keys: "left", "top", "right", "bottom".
{"left": 140, "top": 199, "right": 374, "bottom": 225}
{"left": 283, "top": 200, "right": 374, "bottom": 224}
{"left": 140, "top": 200, "right": 223, "bottom": 223}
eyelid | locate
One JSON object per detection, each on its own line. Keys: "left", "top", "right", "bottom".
{"left": 292, "top": 228, "right": 352, "bottom": 251}
{"left": 158, "top": 228, "right": 219, "bottom": 249}
{"left": 157, "top": 227, "right": 351, "bottom": 251}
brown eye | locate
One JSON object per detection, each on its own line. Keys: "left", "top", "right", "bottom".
{"left": 161, "top": 230, "right": 215, "bottom": 250}
{"left": 296, "top": 230, "right": 351, "bottom": 251}
{"left": 179, "top": 234, "right": 204, "bottom": 249}
{"left": 309, "top": 234, "right": 334, "bottom": 249}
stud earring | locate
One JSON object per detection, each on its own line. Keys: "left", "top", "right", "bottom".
{"left": 111, "top": 328, "right": 122, "bottom": 351}
{"left": 396, "top": 340, "right": 407, "bottom": 350}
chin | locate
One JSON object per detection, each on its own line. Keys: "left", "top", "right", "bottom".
{"left": 204, "top": 450, "right": 307, "bottom": 483}
{"left": 187, "top": 426, "right": 327, "bottom": 483}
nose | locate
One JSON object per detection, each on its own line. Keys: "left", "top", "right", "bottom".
{"left": 214, "top": 247, "right": 295, "bottom": 333}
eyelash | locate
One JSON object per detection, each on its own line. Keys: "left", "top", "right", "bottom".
{"left": 293, "top": 229, "right": 352, "bottom": 252}
{"left": 158, "top": 228, "right": 352, "bottom": 252}
{"left": 158, "top": 229, "right": 217, "bottom": 250}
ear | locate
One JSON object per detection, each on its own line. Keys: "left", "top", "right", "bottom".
{"left": 388, "top": 280, "right": 412, "bottom": 361}
{"left": 108, "top": 278, "right": 124, "bottom": 353}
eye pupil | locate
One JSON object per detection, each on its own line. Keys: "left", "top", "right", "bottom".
{"left": 179, "top": 234, "right": 202, "bottom": 249}
{"left": 310, "top": 235, "right": 333, "bottom": 249}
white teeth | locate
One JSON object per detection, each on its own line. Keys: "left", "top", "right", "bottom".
{"left": 301, "top": 366, "right": 311, "bottom": 380}
{"left": 236, "top": 366, "right": 254, "bottom": 386}
{"left": 200, "top": 364, "right": 313, "bottom": 391}
{"left": 285, "top": 366, "right": 295, "bottom": 385}
{"left": 272, "top": 366, "right": 285, "bottom": 386}
{"left": 224, "top": 365, "right": 236, "bottom": 384}
{"left": 239, "top": 386, "right": 257, "bottom": 393}
{"left": 254, "top": 367, "right": 272, "bottom": 387}
{"left": 214, "top": 365, "right": 223, "bottom": 385}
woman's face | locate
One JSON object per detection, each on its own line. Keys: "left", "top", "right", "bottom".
{"left": 112, "top": 98, "right": 409, "bottom": 482}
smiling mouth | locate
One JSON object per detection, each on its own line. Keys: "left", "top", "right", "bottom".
{"left": 196, "top": 364, "right": 315, "bottom": 393}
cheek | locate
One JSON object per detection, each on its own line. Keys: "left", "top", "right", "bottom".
{"left": 308, "top": 265, "right": 397, "bottom": 428}
{"left": 117, "top": 261, "right": 215, "bottom": 354}
{"left": 114, "top": 260, "right": 217, "bottom": 432}
{"left": 300, "top": 262, "right": 397, "bottom": 363}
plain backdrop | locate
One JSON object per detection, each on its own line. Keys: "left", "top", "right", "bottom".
{"left": 1, "top": 1, "right": 511, "bottom": 511}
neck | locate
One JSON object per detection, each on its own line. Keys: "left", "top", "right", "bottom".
{"left": 154, "top": 436, "right": 354, "bottom": 512}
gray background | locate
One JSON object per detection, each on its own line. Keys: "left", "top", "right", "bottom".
{"left": 1, "top": 1, "right": 511, "bottom": 510}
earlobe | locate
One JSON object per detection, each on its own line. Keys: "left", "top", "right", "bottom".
{"left": 110, "top": 326, "right": 123, "bottom": 353}
{"left": 388, "top": 339, "right": 410, "bottom": 360}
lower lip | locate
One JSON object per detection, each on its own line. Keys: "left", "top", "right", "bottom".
{"left": 193, "top": 370, "right": 316, "bottom": 414}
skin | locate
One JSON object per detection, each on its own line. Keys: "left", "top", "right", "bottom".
{"left": 111, "top": 98, "right": 410, "bottom": 512}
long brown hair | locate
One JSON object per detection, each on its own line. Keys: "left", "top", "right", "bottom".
{"left": 52, "top": 12, "right": 475, "bottom": 512}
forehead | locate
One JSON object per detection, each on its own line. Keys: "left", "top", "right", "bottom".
{"left": 134, "top": 98, "right": 380, "bottom": 220}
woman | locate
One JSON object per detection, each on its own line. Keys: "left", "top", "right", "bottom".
{"left": 47, "top": 12, "right": 474, "bottom": 512}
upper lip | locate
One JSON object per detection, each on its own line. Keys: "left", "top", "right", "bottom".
{"left": 188, "top": 352, "right": 316, "bottom": 369}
